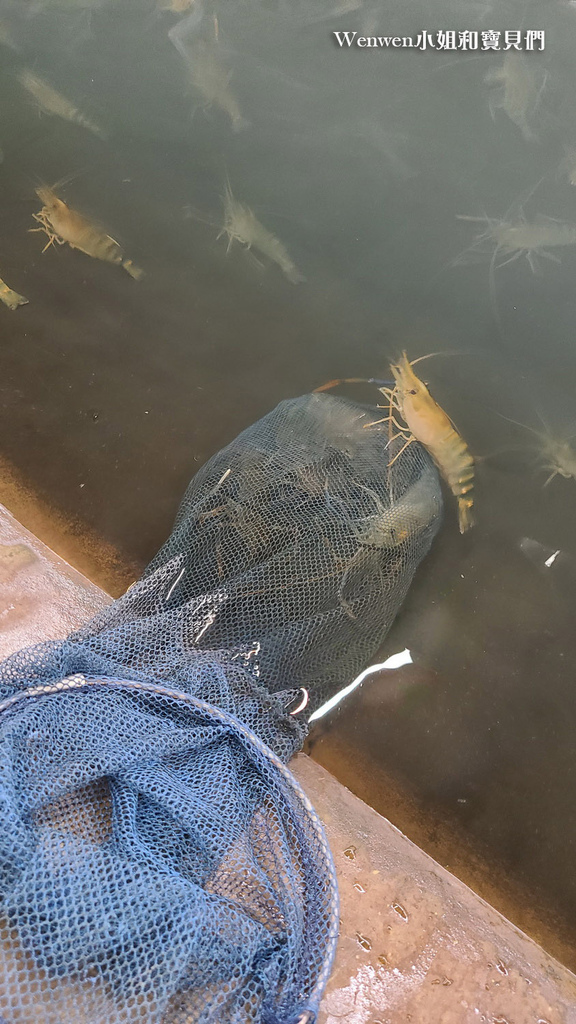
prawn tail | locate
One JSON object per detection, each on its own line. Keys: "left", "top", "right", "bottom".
{"left": 74, "top": 111, "right": 106, "bottom": 139}
{"left": 454, "top": 461, "right": 475, "bottom": 532}
{"left": 283, "top": 261, "right": 305, "bottom": 285}
{"left": 457, "top": 497, "right": 475, "bottom": 534}
{"left": 0, "top": 280, "right": 28, "bottom": 311}
{"left": 232, "top": 115, "right": 251, "bottom": 134}
{"left": 519, "top": 119, "right": 538, "bottom": 145}
{"left": 85, "top": 118, "right": 105, "bottom": 139}
{"left": 440, "top": 438, "right": 475, "bottom": 532}
{"left": 122, "top": 259, "right": 144, "bottom": 280}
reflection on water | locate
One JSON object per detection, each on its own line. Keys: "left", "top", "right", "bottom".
{"left": 1, "top": 0, "right": 576, "bottom": 963}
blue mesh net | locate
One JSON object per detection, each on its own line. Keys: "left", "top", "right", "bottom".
{"left": 0, "top": 394, "right": 442, "bottom": 1023}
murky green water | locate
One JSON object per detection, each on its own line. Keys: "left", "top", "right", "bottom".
{"left": 1, "top": 0, "right": 576, "bottom": 961}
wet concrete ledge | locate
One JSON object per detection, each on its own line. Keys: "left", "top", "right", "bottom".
{"left": 0, "top": 502, "right": 575, "bottom": 1024}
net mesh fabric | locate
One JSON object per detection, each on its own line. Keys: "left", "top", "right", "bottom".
{"left": 0, "top": 393, "right": 442, "bottom": 1024}
{"left": 83, "top": 394, "right": 443, "bottom": 713}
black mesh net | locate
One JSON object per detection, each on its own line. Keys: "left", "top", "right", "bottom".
{"left": 0, "top": 393, "right": 442, "bottom": 1023}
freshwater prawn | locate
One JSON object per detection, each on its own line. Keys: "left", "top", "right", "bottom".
{"left": 31, "top": 186, "right": 143, "bottom": 280}
{"left": 18, "top": 69, "right": 105, "bottom": 140}
{"left": 559, "top": 146, "right": 576, "bottom": 186}
{"left": 317, "top": 357, "right": 474, "bottom": 532}
{"left": 501, "top": 412, "right": 576, "bottom": 487}
{"left": 485, "top": 52, "right": 548, "bottom": 143}
{"left": 336, "top": 465, "right": 442, "bottom": 618}
{"left": 219, "top": 179, "right": 304, "bottom": 284}
{"left": 454, "top": 182, "right": 576, "bottom": 327}
{"left": 371, "top": 353, "right": 475, "bottom": 533}
{"left": 186, "top": 39, "right": 247, "bottom": 133}
{"left": 349, "top": 466, "right": 441, "bottom": 549}
{"left": 456, "top": 210, "right": 576, "bottom": 274}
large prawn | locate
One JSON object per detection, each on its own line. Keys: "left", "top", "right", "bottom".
{"left": 375, "top": 353, "right": 475, "bottom": 533}
{"left": 316, "top": 357, "right": 475, "bottom": 532}
{"left": 31, "top": 186, "right": 143, "bottom": 280}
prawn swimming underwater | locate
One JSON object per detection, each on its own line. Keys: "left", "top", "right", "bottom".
{"left": 31, "top": 186, "right": 143, "bottom": 280}
{"left": 453, "top": 195, "right": 576, "bottom": 329}
{"left": 185, "top": 40, "right": 248, "bottom": 133}
{"left": 372, "top": 353, "right": 475, "bottom": 533}
{"left": 501, "top": 413, "right": 576, "bottom": 487}
{"left": 485, "top": 52, "right": 548, "bottom": 143}
{"left": 18, "top": 69, "right": 105, "bottom": 140}
{"left": 219, "top": 179, "right": 304, "bottom": 284}
{"left": 457, "top": 211, "right": 576, "bottom": 274}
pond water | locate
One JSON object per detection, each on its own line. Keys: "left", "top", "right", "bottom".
{"left": 1, "top": 0, "right": 576, "bottom": 965}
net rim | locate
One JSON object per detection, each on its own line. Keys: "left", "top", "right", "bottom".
{"left": 0, "top": 672, "right": 339, "bottom": 1023}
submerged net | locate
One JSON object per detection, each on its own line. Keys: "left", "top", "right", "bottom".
{"left": 0, "top": 393, "right": 442, "bottom": 1024}
{"left": 85, "top": 394, "right": 443, "bottom": 713}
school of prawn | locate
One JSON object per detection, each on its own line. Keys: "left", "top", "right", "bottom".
{"left": 5, "top": 3, "right": 576, "bottom": 561}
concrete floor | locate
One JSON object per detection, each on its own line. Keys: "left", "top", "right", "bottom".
{"left": 0, "top": 502, "right": 575, "bottom": 1023}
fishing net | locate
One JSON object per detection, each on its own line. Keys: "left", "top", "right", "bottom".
{"left": 0, "top": 392, "right": 442, "bottom": 1024}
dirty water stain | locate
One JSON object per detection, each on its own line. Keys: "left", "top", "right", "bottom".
{"left": 391, "top": 902, "right": 409, "bottom": 922}
{"left": 355, "top": 932, "right": 372, "bottom": 952}
{"left": 0, "top": 543, "right": 37, "bottom": 583}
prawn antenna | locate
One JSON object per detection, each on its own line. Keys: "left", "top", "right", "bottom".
{"left": 313, "top": 377, "right": 374, "bottom": 393}
{"left": 495, "top": 411, "right": 542, "bottom": 437}
{"left": 407, "top": 350, "right": 464, "bottom": 368}
{"left": 183, "top": 204, "right": 217, "bottom": 229}
{"left": 222, "top": 164, "right": 232, "bottom": 197}
{"left": 31, "top": 169, "right": 83, "bottom": 196}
